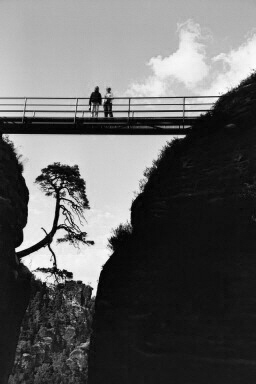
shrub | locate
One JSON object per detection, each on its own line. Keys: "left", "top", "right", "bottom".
{"left": 107, "top": 222, "right": 133, "bottom": 253}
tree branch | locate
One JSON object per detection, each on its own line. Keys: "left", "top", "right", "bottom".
{"left": 16, "top": 191, "right": 61, "bottom": 259}
{"left": 42, "top": 227, "right": 58, "bottom": 270}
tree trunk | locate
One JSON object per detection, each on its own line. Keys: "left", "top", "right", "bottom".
{"left": 17, "top": 193, "right": 60, "bottom": 259}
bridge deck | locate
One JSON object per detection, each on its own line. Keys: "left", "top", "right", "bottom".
{"left": 0, "top": 116, "right": 194, "bottom": 135}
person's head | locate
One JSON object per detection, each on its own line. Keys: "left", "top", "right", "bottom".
{"left": 107, "top": 87, "right": 111, "bottom": 92}
{"left": 95, "top": 86, "right": 99, "bottom": 92}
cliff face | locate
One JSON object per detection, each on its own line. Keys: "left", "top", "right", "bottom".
{"left": 8, "top": 280, "right": 94, "bottom": 384}
{"left": 89, "top": 74, "right": 256, "bottom": 384}
{"left": 0, "top": 137, "right": 31, "bottom": 383}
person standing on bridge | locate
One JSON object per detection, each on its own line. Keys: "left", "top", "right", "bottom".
{"left": 103, "top": 87, "right": 114, "bottom": 118}
{"left": 89, "top": 86, "right": 102, "bottom": 117}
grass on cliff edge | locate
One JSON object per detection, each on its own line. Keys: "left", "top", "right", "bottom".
{"left": 2, "top": 134, "right": 24, "bottom": 173}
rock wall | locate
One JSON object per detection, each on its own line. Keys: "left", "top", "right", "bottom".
{"left": 9, "top": 280, "right": 94, "bottom": 383}
{"left": 0, "top": 137, "right": 30, "bottom": 383}
{"left": 88, "top": 76, "right": 256, "bottom": 384}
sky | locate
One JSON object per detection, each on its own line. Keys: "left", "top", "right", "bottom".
{"left": 1, "top": 0, "right": 256, "bottom": 290}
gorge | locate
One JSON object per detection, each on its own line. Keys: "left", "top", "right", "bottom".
{"left": 2, "top": 73, "right": 256, "bottom": 383}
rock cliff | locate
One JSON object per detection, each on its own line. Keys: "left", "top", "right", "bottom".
{"left": 0, "top": 137, "right": 31, "bottom": 383}
{"left": 88, "top": 73, "right": 256, "bottom": 383}
{"left": 8, "top": 279, "right": 94, "bottom": 383}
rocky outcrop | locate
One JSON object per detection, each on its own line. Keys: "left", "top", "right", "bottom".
{"left": 0, "top": 137, "right": 31, "bottom": 383}
{"left": 9, "top": 279, "right": 94, "bottom": 383}
{"left": 88, "top": 74, "right": 256, "bottom": 384}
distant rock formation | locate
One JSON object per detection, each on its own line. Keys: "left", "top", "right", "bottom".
{"left": 88, "top": 72, "right": 256, "bottom": 384}
{"left": 0, "top": 137, "right": 31, "bottom": 383}
{"left": 8, "top": 279, "right": 94, "bottom": 383}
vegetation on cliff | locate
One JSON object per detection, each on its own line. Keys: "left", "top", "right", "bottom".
{"left": 107, "top": 221, "right": 133, "bottom": 253}
{"left": 2, "top": 134, "right": 24, "bottom": 174}
{"left": 17, "top": 162, "right": 94, "bottom": 258}
{"left": 8, "top": 278, "right": 94, "bottom": 384}
{"left": 15, "top": 162, "right": 94, "bottom": 282}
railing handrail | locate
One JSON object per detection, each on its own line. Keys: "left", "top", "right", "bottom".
{"left": 0, "top": 95, "right": 219, "bottom": 100}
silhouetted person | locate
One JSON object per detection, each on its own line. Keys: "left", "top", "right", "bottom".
{"left": 89, "top": 86, "right": 102, "bottom": 117}
{"left": 103, "top": 87, "right": 114, "bottom": 118}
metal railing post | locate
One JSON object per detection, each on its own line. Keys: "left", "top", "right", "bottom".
{"left": 128, "top": 98, "right": 131, "bottom": 128}
{"left": 22, "top": 98, "right": 27, "bottom": 123}
{"left": 182, "top": 97, "right": 185, "bottom": 129}
{"left": 74, "top": 98, "right": 78, "bottom": 123}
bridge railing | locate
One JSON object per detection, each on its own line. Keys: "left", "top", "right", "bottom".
{"left": 0, "top": 96, "right": 219, "bottom": 122}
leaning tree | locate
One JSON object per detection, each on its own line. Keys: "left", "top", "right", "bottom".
{"left": 16, "top": 162, "right": 94, "bottom": 280}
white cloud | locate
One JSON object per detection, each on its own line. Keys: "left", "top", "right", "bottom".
{"left": 204, "top": 33, "right": 256, "bottom": 95}
{"left": 149, "top": 20, "right": 209, "bottom": 87}
{"left": 126, "top": 20, "right": 256, "bottom": 97}
{"left": 127, "top": 76, "right": 167, "bottom": 97}
{"left": 126, "top": 20, "right": 209, "bottom": 96}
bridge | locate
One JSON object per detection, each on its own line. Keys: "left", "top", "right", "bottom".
{"left": 0, "top": 96, "right": 218, "bottom": 135}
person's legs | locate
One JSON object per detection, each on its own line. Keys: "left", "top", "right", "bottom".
{"left": 104, "top": 103, "right": 108, "bottom": 117}
{"left": 109, "top": 103, "right": 113, "bottom": 118}
{"left": 105, "top": 103, "right": 113, "bottom": 117}
{"left": 91, "top": 103, "right": 96, "bottom": 117}
{"left": 91, "top": 103, "right": 99, "bottom": 117}
{"left": 95, "top": 103, "right": 99, "bottom": 117}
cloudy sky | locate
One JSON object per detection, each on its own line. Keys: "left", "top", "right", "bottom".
{"left": 1, "top": 0, "right": 256, "bottom": 290}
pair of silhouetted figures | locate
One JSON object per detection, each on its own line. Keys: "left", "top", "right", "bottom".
{"left": 89, "top": 86, "right": 113, "bottom": 118}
